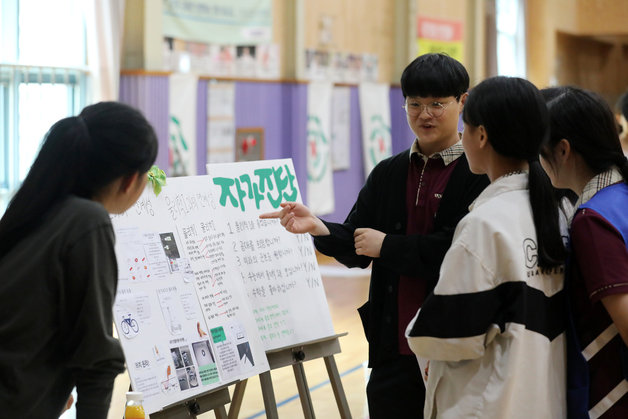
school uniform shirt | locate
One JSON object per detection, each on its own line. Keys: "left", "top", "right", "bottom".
{"left": 569, "top": 167, "right": 628, "bottom": 418}
{"left": 406, "top": 173, "right": 567, "bottom": 419}
{"left": 397, "top": 141, "right": 462, "bottom": 355}
{"left": 0, "top": 196, "right": 125, "bottom": 419}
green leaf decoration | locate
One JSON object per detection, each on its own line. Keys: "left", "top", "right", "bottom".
{"left": 147, "top": 165, "right": 167, "bottom": 196}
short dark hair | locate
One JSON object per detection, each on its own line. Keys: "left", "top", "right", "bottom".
{"left": 463, "top": 76, "right": 565, "bottom": 269}
{"left": 0, "top": 101, "right": 158, "bottom": 257}
{"left": 400, "top": 53, "right": 469, "bottom": 99}
{"left": 544, "top": 87, "right": 627, "bottom": 181}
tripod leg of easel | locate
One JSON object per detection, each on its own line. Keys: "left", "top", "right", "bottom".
{"left": 260, "top": 371, "right": 279, "bottom": 419}
{"left": 215, "top": 405, "right": 228, "bottom": 419}
{"left": 324, "top": 355, "right": 352, "bottom": 419}
{"left": 293, "top": 362, "right": 316, "bottom": 419}
{"left": 228, "top": 379, "right": 248, "bottom": 419}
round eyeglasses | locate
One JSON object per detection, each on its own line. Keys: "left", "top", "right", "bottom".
{"left": 402, "top": 99, "right": 457, "bottom": 118}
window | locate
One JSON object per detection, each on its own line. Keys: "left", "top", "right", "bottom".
{"left": 0, "top": 0, "right": 87, "bottom": 213}
{"left": 496, "top": 0, "right": 526, "bottom": 77}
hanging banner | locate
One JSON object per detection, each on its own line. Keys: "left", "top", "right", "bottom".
{"left": 207, "top": 81, "right": 236, "bottom": 163}
{"left": 417, "top": 16, "right": 464, "bottom": 63}
{"left": 359, "top": 83, "right": 392, "bottom": 177}
{"left": 169, "top": 73, "right": 198, "bottom": 176}
{"left": 331, "top": 86, "right": 351, "bottom": 170}
{"left": 163, "top": 0, "right": 272, "bottom": 45}
{"left": 306, "top": 82, "right": 335, "bottom": 215}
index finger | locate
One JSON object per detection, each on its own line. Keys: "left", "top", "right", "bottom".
{"left": 259, "top": 211, "right": 282, "bottom": 219}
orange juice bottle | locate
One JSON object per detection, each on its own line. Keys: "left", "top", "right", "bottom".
{"left": 124, "top": 391, "right": 146, "bottom": 419}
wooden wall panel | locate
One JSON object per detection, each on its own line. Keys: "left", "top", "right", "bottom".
{"left": 527, "top": 0, "right": 628, "bottom": 100}
{"left": 303, "top": 0, "right": 396, "bottom": 83}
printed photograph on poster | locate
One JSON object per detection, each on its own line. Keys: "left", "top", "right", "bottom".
{"left": 237, "top": 342, "right": 254, "bottom": 366}
{"left": 192, "top": 340, "right": 215, "bottom": 365}
{"left": 171, "top": 340, "right": 218, "bottom": 391}
{"left": 235, "top": 127, "right": 264, "bottom": 162}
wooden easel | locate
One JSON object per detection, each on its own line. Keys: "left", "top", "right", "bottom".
{"left": 150, "top": 382, "right": 233, "bottom": 419}
{"left": 227, "top": 333, "right": 352, "bottom": 419}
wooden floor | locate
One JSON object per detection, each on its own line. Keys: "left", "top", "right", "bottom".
{"left": 106, "top": 255, "right": 372, "bottom": 419}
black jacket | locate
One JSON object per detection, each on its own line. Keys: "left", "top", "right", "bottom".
{"left": 314, "top": 149, "right": 489, "bottom": 367}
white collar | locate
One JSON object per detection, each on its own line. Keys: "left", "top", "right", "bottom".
{"left": 469, "top": 172, "right": 528, "bottom": 211}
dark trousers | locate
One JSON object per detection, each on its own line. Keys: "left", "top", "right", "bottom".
{"left": 366, "top": 355, "right": 425, "bottom": 419}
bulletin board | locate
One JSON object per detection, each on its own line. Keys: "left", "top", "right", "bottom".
{"left": 111, "top": 159, "right": 335, "bottom": 414}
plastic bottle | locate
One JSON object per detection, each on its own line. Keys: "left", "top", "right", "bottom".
{"left": 124, "top": 391, "right": 146, "bottom": 419}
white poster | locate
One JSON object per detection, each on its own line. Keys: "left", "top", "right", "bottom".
{"left": 169, "top": 74, "right": 198, "bottom": 176}
{"left": 206, "top": 159, "right": 336, "bottom": 350}
{"left": 306, "top": 82, "right": 335, "bottom": 215}
{"left": 331, "top": 86, "right": 351, "bottom": 170}
{"left": 207, "top": 82, "right": 236, "bottom": 163}
{"left": 359, "top": 83, "right": 392, "bottom": 177}
{"left": 111, "top": 177, "right": 269, "bottom": 414}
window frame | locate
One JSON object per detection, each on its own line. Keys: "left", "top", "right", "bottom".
{"left": 0, "top": 0, "right": 88, "bottom": 212}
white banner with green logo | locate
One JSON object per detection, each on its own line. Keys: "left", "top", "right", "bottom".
{"left": 163, "top": 0, "right": 272, "bottom": 45}
{"left": 306, "top": 82, "right": 335, "bottom": 216}
{"left": 169, "top": 73, "right": 198, "bottom": 176}
{"left": 358, "top": 83, "right": 392, "bottom": 177}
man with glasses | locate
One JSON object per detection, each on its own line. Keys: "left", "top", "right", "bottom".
{"left": 261, "top": 53, "right": 489, "bottom": 417}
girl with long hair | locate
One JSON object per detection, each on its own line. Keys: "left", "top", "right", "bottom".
{"left": 407, "top": 76, "right": 568, "bottom": 418}
{"left": 0, "top": 101, "right": 158, "bottom": 418}
{"left": 541, "top": 86, "right": 628, "bottom": 418}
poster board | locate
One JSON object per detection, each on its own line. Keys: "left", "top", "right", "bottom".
{"left": 206, "top": 159, "right": 335, "bottom": 350}
{"left": 111, "top": 176, "right": 269, "bottom": 414}
{"left": 111, "top": 159, "right": 335, "bottom": 414}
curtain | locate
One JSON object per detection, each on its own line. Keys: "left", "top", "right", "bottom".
{"left": 83, "top": 0, "right": 126, "bottom": 103}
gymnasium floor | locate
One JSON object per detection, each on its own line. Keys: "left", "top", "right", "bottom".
{"left": 106, "top": 254, "right": 372, "bottom": 419}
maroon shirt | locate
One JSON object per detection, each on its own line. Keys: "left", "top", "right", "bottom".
{"left": 571, "top": 208, "right": 628, "bottom": 417}
{"left": 397, "top": 152, "right": 460, "bottom": 354}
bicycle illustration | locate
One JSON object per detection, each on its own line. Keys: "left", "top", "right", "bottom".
{"left": 120, "top": 314, "right": 140, "bottom": 337}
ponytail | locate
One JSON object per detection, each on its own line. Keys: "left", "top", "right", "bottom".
{"left": 464, "top": 77, "right": 567, "bottom": 270}
{"left": 528, "top": 159, "right": 566, "bottom": 269}
{"left": 0, "top": 117, "right": 90, "bottom": 258}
